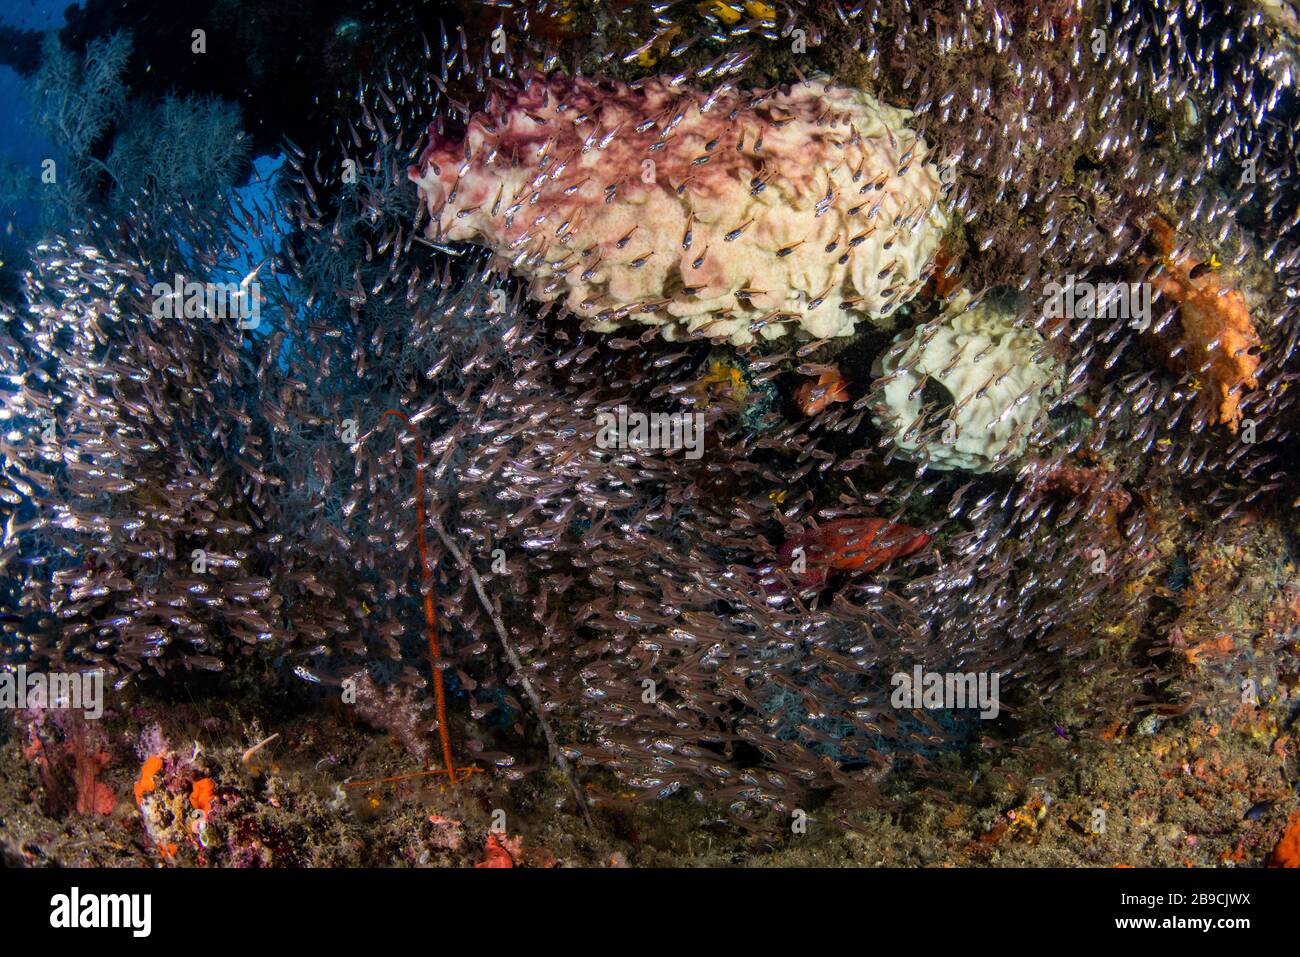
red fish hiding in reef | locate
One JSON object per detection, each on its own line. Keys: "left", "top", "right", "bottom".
{"left": 777, "top": 519, "right": 930, "bottom": 589}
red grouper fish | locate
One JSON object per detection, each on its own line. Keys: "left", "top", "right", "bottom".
{"left": 777, "top": 518, "right": 930, "bottom": 589}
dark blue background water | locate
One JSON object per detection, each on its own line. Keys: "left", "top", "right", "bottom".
{"left": 0, "top": 1, "right": 67, "bottom": 236}
{"left": 0, "top": 0, "right": 283, "bottom": 270}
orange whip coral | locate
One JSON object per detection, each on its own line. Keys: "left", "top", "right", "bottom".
{"left": 380, "top": 409, "right": 460, "bottom": 784}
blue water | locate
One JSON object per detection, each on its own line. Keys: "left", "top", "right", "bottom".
{"left": 0, "top": 1, "right": 67, "bottom": 236}
{"left": 0, "top": 0, "right": 285, "bottom": 319}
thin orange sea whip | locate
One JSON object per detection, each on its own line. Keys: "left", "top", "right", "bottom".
{"left": 380, "top": 408, "right": 460, "bottom": 783}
